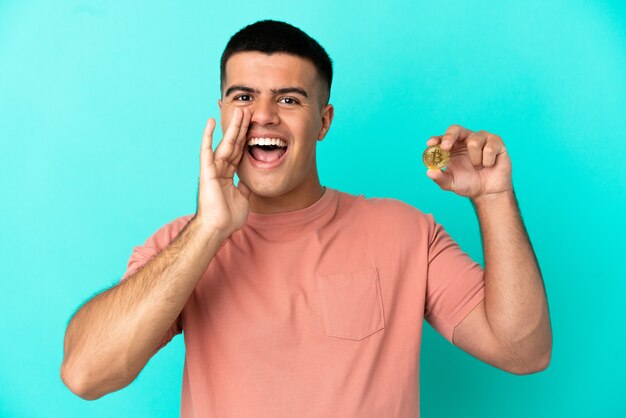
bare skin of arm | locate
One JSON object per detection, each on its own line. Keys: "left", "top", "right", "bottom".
{"left": 61, "top": 108, "right": 252, "bottom": 399}
{"left": 426, "top": 125, "right": 552, "bottom": 374}
{"left": 456, "top": 190, "right": 552, "bottom": 374}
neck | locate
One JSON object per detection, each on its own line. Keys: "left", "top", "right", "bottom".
{"left": 248, "top": 181, "right": 326, "bottom": 214}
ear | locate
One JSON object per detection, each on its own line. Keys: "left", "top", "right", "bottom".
{"left": 218, "top": 99, "right": 222, "bottom": 109}
{"left": 317, "top": 104, "right": 334, "bottom": 141}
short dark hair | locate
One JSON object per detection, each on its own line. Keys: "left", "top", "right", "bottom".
{"left": 220, "top": 20, "right": 333, "bottom": 103}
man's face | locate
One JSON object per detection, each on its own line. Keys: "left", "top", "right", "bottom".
{"left": 219, "top": 52, "right": 333, "bottom": 209}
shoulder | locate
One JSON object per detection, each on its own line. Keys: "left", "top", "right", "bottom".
{"left": 139, "top": 214, "right": 195, "bottom": 251}
{"left": 336, "top": 190, "right": 436, "bottom": 236}
{"left": 351, "top": 192, "right": 433, "bottom": 223}
{"left": 121, "top": 214, "right": 195, "bottom": 280}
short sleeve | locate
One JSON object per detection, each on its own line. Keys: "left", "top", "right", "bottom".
{"left": 424, "top": 215, "right": 485, "bottom": 344}
{"left": 120, "top": 214, "right": 195, "bottom": 353}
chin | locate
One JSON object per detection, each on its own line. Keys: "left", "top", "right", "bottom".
{"left": 250, "top": 183, "right": 287, "bottom": 198}
{"left": 238, "top": 171, "right": 290, "bottom": 198}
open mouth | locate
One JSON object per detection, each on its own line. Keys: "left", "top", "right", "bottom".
{"left": 247, "top": 137, "right": 288, "bottom": 163}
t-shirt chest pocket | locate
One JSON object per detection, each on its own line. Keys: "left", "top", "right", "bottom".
{"left": 316, "top": 267, "right": 385, "bottom": 341}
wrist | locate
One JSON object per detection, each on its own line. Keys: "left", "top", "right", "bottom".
{"left": 190, "top": 216, "right": 232, "bottom": 245}
{"left": 471, "top": 188, "right": 516, "bottom": 209}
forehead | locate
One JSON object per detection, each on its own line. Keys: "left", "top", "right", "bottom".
{"left": 223, "top": 52, "right": 319, "bottom": 91}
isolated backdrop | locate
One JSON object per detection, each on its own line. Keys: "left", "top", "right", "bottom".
{"left": 1, "top": 0, "right": 625, "bottom": 417}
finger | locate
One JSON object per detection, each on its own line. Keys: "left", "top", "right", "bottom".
{"left": 466, "top": 131, "right": 487, "bottom": 169}
{"left": 426, "top": 135, "right": 442, "bottom": 146}
{"left": 482, "top": 134, "right": 505, "bottom": 167}
{"left": 214, "top": 108, "right": 244, "bottom": 161}
{"left": 441, "top": 124, "right": 473, "bottom": 151}
{"left": 219, "top": 109, "right": 251, "bottom": 178}
{"left": 426, "top": 168, "right": 453, "bottom": 191}
{"left": 200, "top": 118, "right": 216, "bottom": 169}
{"left": 229, "top": 109, "right": 252, "bottom": 165}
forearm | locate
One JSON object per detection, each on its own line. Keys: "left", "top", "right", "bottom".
{"left": 472, "top": 190, "right": 552, "bottom": 364}
{"left": 61, "top": 217, "right": 226, "bottom": 399}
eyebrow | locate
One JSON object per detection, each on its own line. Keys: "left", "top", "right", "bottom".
{"left": 272, "top": 87, "right": 308, "bottom": 98}
{"left": 224, "top": 85, "right": 309, "bottom": 98}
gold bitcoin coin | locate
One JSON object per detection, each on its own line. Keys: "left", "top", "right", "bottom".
{"left": 422, "top": 145, "right": 450, "bottom": 170}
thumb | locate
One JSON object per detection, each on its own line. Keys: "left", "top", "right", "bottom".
{"left": 426, "top": 169, "right": 453, "bottom": 191}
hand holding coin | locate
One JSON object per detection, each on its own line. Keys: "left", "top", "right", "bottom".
{"left": 423, "top": 124, "right": 512, "bottom": 200}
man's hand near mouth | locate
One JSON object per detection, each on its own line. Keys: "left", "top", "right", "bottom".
{"left": 60, "top": 107, "right": 253, "bottom": 400}
{"left": 196, "top": 107, "right": 252, "bottom": 240}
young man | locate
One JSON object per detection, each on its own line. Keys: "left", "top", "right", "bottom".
{"left": 61, "top": 20, "right": 552, "bottom": 417}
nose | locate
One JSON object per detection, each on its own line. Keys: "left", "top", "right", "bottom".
{"left": 250, "top": 97, "right": 279, "bottom": 126}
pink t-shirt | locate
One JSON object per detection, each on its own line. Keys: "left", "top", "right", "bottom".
{"left": 121, "top": 188, "right": 484, "bottom": 417}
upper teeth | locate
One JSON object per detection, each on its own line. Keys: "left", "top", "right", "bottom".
{"left": 247, "top": 137, "right": 287, "bottom": 147}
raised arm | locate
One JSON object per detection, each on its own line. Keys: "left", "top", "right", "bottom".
{"left": 425, "top": 125, "right": 552, "bottom": 374}
{"left": 61, "top": 108, "right": 252, "bottom": 399}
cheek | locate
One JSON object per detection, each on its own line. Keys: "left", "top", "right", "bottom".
{"left": 290, "top": 112, "right": 322, "bottom": 137}
{"left": 220, "top": 113, "right": 232, "bottom": 133}
{"left": 293, "top": 133, "right": 320, "bottom": 164}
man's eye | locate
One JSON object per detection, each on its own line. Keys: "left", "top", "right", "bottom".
{"left": 235, "top": 94, "right": 252, "bottom": 101}
{"left": 279, "top": 97, "right": 299, "bottom": 105}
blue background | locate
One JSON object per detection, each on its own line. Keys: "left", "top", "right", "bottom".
{"left": 1, "top": 0, "right": 625, "bottom": 416}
